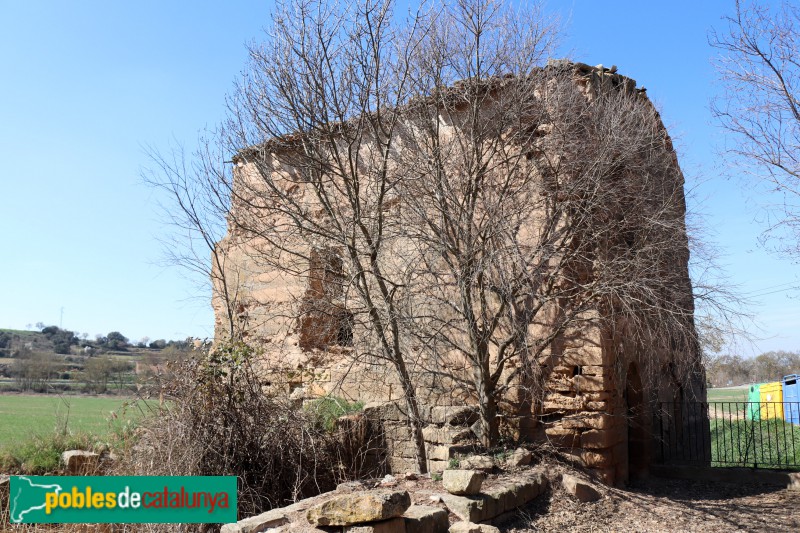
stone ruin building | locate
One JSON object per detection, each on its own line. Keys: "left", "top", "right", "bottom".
{"left": 212, "top": 61, "right": 708, "bottom": 486}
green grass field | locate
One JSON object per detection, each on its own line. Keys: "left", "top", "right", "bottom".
{"left": 0, "top": 394, "right": 149, "bottom": 450}
{"left": 707, "top": 386, "right": 749, "bottom": 403}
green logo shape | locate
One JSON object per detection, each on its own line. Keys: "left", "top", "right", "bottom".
{"left": 9, "top": 476, "right": 237, "bottom": 524}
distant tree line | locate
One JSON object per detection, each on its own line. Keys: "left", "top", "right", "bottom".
{"left": 0, "top": 331, "right": 11, "bottom": 356}
{"left": 0, "top": 326, "right": 200, "bottom": 394}
{"left": 41, "top": 326, "right": 78, "bottom": 354}
{"left": 706, "top": 351, "right": 800, "bottom": 388}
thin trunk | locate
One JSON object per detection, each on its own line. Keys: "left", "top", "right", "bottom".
{"left": 396, "top": 359, "right": 428, "bottom": 473}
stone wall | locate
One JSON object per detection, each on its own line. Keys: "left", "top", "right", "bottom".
{"left": 357, "top": 402, "right": 481, "bottom": 475}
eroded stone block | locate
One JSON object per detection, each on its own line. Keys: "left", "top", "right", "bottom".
{"left": 439, "top": 494, "right": 487, "bottom": 523}
{"left": 580, "top": 428, "right": 623, "bottom": 449}
{"left": 561, "top": 414, "right": 619, "bottom": 430}
{"left": 346, "top": 517, "right": 406, "bottom": 533}
{"left": 429, "top": 407, "right": 479, "bottom": 426}
{"left": 506, "top": 448, "right": 532, "bottom": 467}
{"left": 442, "top": 470, "right": 484, "bottom": 495}
{"left": 562, "top": 474, "right": 601, "bottom": 502}
{"left": 307, "top": 490, "right": 411, "bottom": 526}
{"left": 581, "top": 449, "right": 614, "bottom": 468}
{"left": 61, "top": 450, "right": 100, "bottom": 475}
{"left": 403, "top": 505, "right": 448, "bottom": 533}
{"left": 458, "top": 455, "right": 493, "bottom": 471}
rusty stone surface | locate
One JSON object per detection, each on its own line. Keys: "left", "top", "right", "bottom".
{"left": 307, "top": 490, "right": 411, "bottom": 526}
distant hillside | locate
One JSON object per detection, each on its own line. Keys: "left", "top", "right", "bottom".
{"left": 0, "top": 327, "right": 195, "bottom": 395}
{"left": 0, "top": 329, "right": 53, "bottom": 355}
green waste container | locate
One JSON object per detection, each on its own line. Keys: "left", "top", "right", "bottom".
{"left": 747, "top": 383, "right": 761, "bottom": 420}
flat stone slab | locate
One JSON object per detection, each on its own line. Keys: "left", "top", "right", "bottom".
{"left": 458, "top": 456, "right": 493, "bottom": 472}
{"left": 449, "top": 522, "right": 500, "bottom": 533}
{"left": 439, "top": 471, "right": 548, "bottom": 522}
{"left": 307, "top": 490, "right": 411, "bottom": 526}
{"left": 346, "top": 516, "right": 406, "bottom": 533}
{"left": 443, "top": 470, "right": 484, "bottom": 495}
{"left": 439, "top": 493, "right": 488, "bottom": 523}
{"left": 221, "top": 508, "right": 289, "bottom": 533}
{"left": 403, "top": 504, "right": 449, "bottom": 533}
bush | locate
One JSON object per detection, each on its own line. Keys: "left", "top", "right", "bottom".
{"left": 0, "top": 432, "right": 94, "bottom": 474}
{"left": 149, "top": 339, "right": 167, "bottom": 350}
{"left": 122, "top": 342, "right": 355, "bottom": 525}
{"left": 105, "top": 331, "right": 129, "bottom": 351}
{"left": 306, "top": 396, "right": 364, "bottom": 432}
{"left": 41, "top": 326, "right": 78, "bottom": 354}
{"left": 710, "top": 418, "right": 800, "bottom": 469}
{"left": 0, "top": 331, "right": 11, "bottom": 352}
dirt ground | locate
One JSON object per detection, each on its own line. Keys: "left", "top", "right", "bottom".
{"left": 506, "top": 475, "right": 800, "bottom": 532}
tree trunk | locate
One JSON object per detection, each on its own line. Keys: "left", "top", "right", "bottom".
{"left": 475, "top": 366, "right": 499, "bottom": 448}
{"left": 394, "top": 356, "right": 428, "bottom": 474}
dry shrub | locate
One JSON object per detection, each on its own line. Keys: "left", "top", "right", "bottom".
{"left": 120, "top": 342, "right": 346, "bottom": 528}
{"left": 1, "top": 343, "right": 379, "bottom": 533}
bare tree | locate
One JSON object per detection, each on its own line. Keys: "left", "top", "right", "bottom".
{"left": 152, "top": 0, "right": 731, "bottom": 462}
{"left": 395, "top": 46, "right": 715, "bottom": 445}
{"left": 392, "top": 0, "right": 560, "bottom": 446}
{"left": 12, "top": 350, "right": 56, "bottom": 392}
{"left": 216, "top": 0, "right": 439, "bottom": 472}
{"left": 711, "top": 0, "right": 800, "bottom": 258}
{"left": 143, "top": 134, "right": 246, "bottom": 340}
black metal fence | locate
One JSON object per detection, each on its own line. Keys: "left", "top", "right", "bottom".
{"left": 653, "top": 402, "right": 800, "bottom": 469}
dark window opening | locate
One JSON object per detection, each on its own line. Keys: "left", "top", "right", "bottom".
{"left": 299, "top": 247, "right": 353, "bottom": 351}
{"left": 337, "top": 311, "right": 354, "bottom": 347}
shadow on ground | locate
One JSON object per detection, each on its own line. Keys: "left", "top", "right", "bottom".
{"left": 505, "top": 475, "right": 800, "bottom": 532}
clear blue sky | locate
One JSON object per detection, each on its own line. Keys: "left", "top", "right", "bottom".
{"left": 0, "top": 1, "right": 797, "bottom": 354}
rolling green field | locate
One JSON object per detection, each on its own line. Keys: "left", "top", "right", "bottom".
{"left": 0, "top": 394, "right": 150, "bottom": 450}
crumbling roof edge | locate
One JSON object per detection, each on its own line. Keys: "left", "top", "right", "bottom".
{"left": 232, "top": 60, "right": 641, "bottom": 163}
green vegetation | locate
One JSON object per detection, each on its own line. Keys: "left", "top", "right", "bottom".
{"left": 0, "top": 394, "right": 154, "bottom": 474}
{"left": 710, "top": 418, "right": 800, "bottom": 469}
{"left": 0, "top": 431, "right": 96, "bottom": 474}
{"left": 305, "top": 396, "right": 364, "bottom": 432}
{"left": 707, "top": 386, "right": 748, "bottom": 403}
{"left": 0, "top": 326, "right": 196, "bottom": 395}
{"left": 102, "top": 331, "right": 130, "bottom": 351}
{"left": 41, "top": 326, "right": 78, "bottom": 354}
{"left": 0, "top": 394, "right": 148, "bottom": 450}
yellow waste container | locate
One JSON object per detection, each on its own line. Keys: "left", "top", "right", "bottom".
{"left": 759, "top": 381, "right": 784, "bottom": 420}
